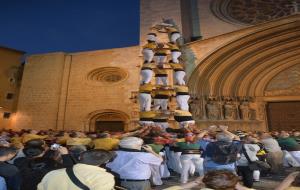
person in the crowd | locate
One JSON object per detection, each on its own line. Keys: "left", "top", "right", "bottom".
{"left": 237, "top": 136, "right": 260, "bottom": 188}
{"left": 21, "top": 130, "right": 47, "bottom": 144}
{"left": 15, "top": 140, "right": 74, "bottom": 190}
{"left": 291, "top": 131, "right": 300, "bottom": 144}
{"left": 259, "top": 132, "right": 284, "bottom": 173}
{"left": 0, "top": 146, "right": 20, "bottom": 190}
{"left": 66, "top": 132, "right": 92, "bottom": 148}
{"left": 37, "top": 149, "right": 116, "bottom": 190}
{"left": 92, "top": 129, "right": 144, "bottom": 151}
{"left": 275, "top": 171, "right": 300, "bottom": 190}
{"left": 163, "top": 170, "right": 255, "bottom": 190}
{"left": 176, "top": 131, "right": 204, "bottom": 184}
{"left": 278, "top": 131, "right": 300, "bottom": 152}
{"left": 203, "top": 125, "right": 241, "bottom": 173}
{"left": 107, "top": 137, "right": 163, "bottom": 190}
{"left": 278, "top": 131, "right": 300, "bottom": 165}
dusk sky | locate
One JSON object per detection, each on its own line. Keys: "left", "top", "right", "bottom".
{"left": 0, "top": 0, "right": 140, "bottom": 54}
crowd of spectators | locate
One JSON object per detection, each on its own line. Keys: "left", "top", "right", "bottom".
{"left": 0, "top": 125, "right": 299, "bottom": 190}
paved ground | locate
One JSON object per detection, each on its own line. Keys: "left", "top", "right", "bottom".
{"left": 153, "top": 167, "right": 299, "bottom": 190}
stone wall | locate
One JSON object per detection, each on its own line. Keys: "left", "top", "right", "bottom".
{"left": 0, "top": 47, "right": 24, "bottom": 129}
{"left": 15, "top": 46, "right": 141, "bottom": 131}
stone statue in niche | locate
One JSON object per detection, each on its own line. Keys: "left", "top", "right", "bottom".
{"left": 190, "top": 100, "right": 201, "bottom": 119}
{"left": 249, "top": 109, "right": 256, "bottom": 120}
{"left": 206, "top": 98, "right": 221, "bottom": 120}
{"left": 257, "top": 103, "right": 266, "bottom": 120}
{"left": 239, "top": 101, "right": 250, "bottom": 120}
{"left": 224, "top": 99, "right": 236, "bottom": 120}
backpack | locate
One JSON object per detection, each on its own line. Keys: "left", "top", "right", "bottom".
{"left": 211, "top": 141, "right": 241, "bottom": 164}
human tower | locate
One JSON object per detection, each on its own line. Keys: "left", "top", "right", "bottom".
{"left": 138, "top": 23, "right": 195, "bottom": 129}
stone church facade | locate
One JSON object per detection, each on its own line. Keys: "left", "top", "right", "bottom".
{"left": 11, "top": 0, "right": 300, "bottom": 132}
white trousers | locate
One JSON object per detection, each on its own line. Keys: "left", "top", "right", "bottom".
{"left": 160, "top": 152, "right": 170, "bottom": 178}
{"left": 154, "top": 99, "right": 168, "bottom": 110}
{"left": 139, "top": 93, "right": 151, "bottom": 111}
{"left": 171, "top": 33, "right": 181, "bottom": 43}
{"left": 156, "top": 77, "right": 168, "bottom": 86}
{"left": 289, "top": 151, "right": 300, "bottom": 166}
{"left": 173, "top": 151, "right": 182, "bottom": 174}
{"left": 179, "top": 120, "right": 195, "bottom": 128}
{"left": 180, "top": 154, "right": 204, "bottom": 184}
{"left": 174, "top": 71, "right": 186, "bottom": 85}
{"left": 142, "top": 49, "right": 154, "bottom": 63}
{"left": 171, "top": 51, "right": 181, "bottom": 63}
{"left": 155, "top": 122, "right": 169, "bottom": 131}
{"left": 176, "top": 95, "right": 190, "bottom": 111}
{"left": 147, "top": 34, "right": 156, "bottom": 42}
{"left": 283, "top": 150, "right": 300, "bottom": 167}
{"left": 253, "top": 170, "right": 260, "bottom": 181}
{"left": 150, "top": 165, "right": 163, "bottom": 186}
{"left": 139, "top": 121, "right": 154, "bottom": 126}
{"left": 140, "top": 69, "right": 153, "bottom": 84}
{"left": 155, "top": 55, "right": 166, "bottom": 65}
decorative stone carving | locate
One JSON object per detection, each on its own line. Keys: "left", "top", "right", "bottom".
{"left": 206, "top": 98, "right": 221, "bottom": 120}
{"left": 265, "top": 64, "right": 300, "bottom": 96}
{"left": 210, "top": 0, "right": 298, "bottom": 25}
{"left": 223, "top": 99, "right": 237, "bottom": 120}
{"left": 239, "top": 101, "right": 250, "bottom": 120}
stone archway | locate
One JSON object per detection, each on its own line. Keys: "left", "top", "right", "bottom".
{"left": 86, "top": 109, "right": 130, "bottom": 132}
{"left": 187, "top": 15, "right": 300, "bottom": 131}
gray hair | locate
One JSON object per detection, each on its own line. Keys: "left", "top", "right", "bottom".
{"left": 216, "top": 133, "right": 232, "bottom": 142}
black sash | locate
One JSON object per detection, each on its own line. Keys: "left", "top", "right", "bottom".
{"left": 66, "top": 167, "right": 90, "bottom": 190}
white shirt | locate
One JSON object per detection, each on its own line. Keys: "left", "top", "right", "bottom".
{"left": 237, "top": 144, "right": 260, "bottom": 166}
{"left": 107, "top": 151, "right": 162, "bottom": 180}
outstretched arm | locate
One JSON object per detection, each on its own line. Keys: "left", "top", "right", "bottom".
{"left": 275, "top": 171, "right": 300, "bottom": 190}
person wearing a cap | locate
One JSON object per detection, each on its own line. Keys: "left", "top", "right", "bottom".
{"left": 174, "top": 110, "right": 195, "bottom": 128}
{"left": 139, "top": 83, "right": 155, "bottom": 112}
{"left": 166, "top": 42, "right": 181, "bottom": 63}
{"left": 154, "top": 66, "right": 168, "bottom": 86}
{"left": 142, "top": 40, "right": 157, "bottom": 64}
{"left": 38, "top": 150, "right": 115, "bottom": 190}
{"left": 139, "top": 111, "right": 156, "bottom": 127}
{"left": 107, "top": 137, "right": 163, "bottom": 190}
{"left": 170, "top": 62, "right": 186, "bottom": 85}
{"left": 175, "top": 85, "right": 190, "bottom": 111}
{"left": 153, "top": 88, "right": 173, "bottom": 111}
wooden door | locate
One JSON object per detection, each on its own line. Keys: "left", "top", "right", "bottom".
{"left": 267, "top": 102, "right": 300, "bottom": 131}
{"left": 95, "top": 121, "right": 124, "bottom": 132}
